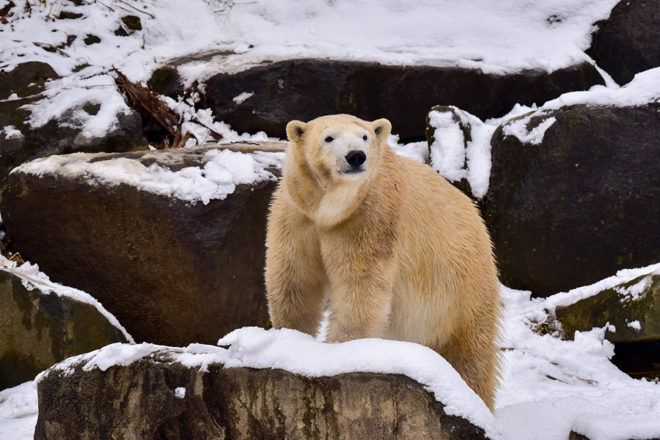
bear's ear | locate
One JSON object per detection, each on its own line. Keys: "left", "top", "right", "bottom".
{"left": 286, "top": 120, "right": 307, "bottom": 142}
{"left": 372, "top": 118, "right": 392, "bottom": 142}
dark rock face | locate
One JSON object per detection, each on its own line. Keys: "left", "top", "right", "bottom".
{"left": 484, "top": 103, "right": 660, "bottom": 296}
{"left": 588, "top": 0, "right": 660, "bottom": 85}
{"left": 205, "top": 59, "right": 603, "bottom": 142}
{"left": 35, "top": 350, "right": 490, "bottom": 440}
{"left": 0, "top": 270, "right": 127, "bottom": 390}
{"left": 0, "top": 146, "right": 278, "bottom": 346}
{"left": 0, "top": 62, "right": 145, "bottom": 180}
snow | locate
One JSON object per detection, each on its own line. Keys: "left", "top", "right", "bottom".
{"left": 0, "top": 255, "right": 133, "bottom": 343}
{"left": 502, "top": 115, "right": 557, "bottom": 146}
{"left": 1, "top": 125, "right": 24, "bottom": 140}
{"left": 0, "top": 382, "right": 37, "bottom": 440}
{"left": 232, "top": 91, "right": 254, "bottom": 105}
{"left": 174, "top": 387, "right": 186, "bottom": 399}
{"left": 427, "top": 106, "right": 501, "bottom": 198}
{"left": 12, "top": 148, "right": 284, "bottom": 205}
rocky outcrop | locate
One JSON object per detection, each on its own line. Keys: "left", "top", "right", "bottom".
{"left": 34, "top": 344, "right": 492, "bottom": 440}
{"left": 0, "top": 269, "right": 128, "bottom": 390}
{"left": 555, "top": 270, "right": 659, "bottom": 343}
{"left": 204, "top": 59, "right": 603, "bottom": 142}
{"left": 0, "top": 144, "right": 283, "bottom": 346}
{"left": 483, "top": 103, "right": 660, "bottom": 296}
{"left": 588, "top": 0, "right": 660, "bottom": 85}
{"left": 0, "top": 62, "right": 145, "bottom": 180}
{"left": 554, "top": 267, "right": 660, "bottom": 380}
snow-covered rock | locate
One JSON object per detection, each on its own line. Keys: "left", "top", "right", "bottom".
{"left": 0, "top": 258, "right": 130, "bottom": 390}
{"left": 34, "top": 328, "right": 500, "bottom": 440}
{"left": 0, "top": 62, "right": 144, "bottom": 179}
{"left": 0, "top": 144, "right": 284, "bottom": 346}
{"left": 483, "top": 69, "right": 660, "bottom": 296}
{"left": 554, "top": 266, "right": 660, "bottom": 344}
{"left": 203, "top": 58, "right": 603, "bottom": 142}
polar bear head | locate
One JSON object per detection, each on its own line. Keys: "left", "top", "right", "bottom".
{"left": 286, "top": 114, "right": 391, "bottom": 184}
{"left": 282, "top": 114, "right": 392, "bottom": 225}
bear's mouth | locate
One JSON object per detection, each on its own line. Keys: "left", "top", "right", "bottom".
{"left": 343, "top": 167, "right": 365, "bottom": 175}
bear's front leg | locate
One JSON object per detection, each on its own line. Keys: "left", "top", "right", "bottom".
{"left": 265, "top": 201, "right": 327, "bottom": 336}
{"left": 325, "top": 277, "right": 393, "bottom": 342}
{"left": 323, "top": 251, "right": 396, "bottom": 342}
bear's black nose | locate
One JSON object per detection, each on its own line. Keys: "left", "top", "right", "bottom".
{"left": 345, "top": 150, "right": 366, "bottom": 168}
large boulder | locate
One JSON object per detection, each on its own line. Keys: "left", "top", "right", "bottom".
{"left": 34, "top": 329, "right": 498, "bottom": 440}
{"left": 0, "top": 62, "right": 145, "bottom": 180}
{"left": 587, "top": 0, "right": 660, "bottom": 85}
{"left": 0, "top": 144, "right": 284, "bottom": 346}
{"left": 203, "top": 59, "right": 603, "bottom": 142}
{"left": 483, "top": 103, "right": 660, "bottom": 296}
{"left": 0, "top": 266, "right": 129, "bottom": 390}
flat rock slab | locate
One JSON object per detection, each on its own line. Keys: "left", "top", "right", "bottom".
{"left": 0, "top": 268, "right": 128, "bottom": 390}
{"left": 0, "top": 144, "right": 284, "bottom": 346}
{"left": 34, "top": 342, "right": 493, "bottom": 440}
{"left": 203, "top": 58, "right": 603, "bottom": 142}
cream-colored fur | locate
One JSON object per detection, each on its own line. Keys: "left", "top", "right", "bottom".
{"left": 265, "top": 114, "right": 501, "bottom": 409}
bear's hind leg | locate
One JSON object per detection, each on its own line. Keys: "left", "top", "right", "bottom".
{"left": 439, "top": 324, "right": 501, "bottom": 411}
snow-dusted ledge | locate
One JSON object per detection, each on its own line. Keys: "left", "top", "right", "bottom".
{"left": 12, "top": 144, "right": 285, "bottom": 206}
{"left": 0, "top": 256, "right": 133, "bottom": 342}
{"left": 41, "top": 326, "right": 502, "bottom": 439}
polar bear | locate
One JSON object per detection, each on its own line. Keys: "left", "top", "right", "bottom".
{"left": 265, "top": 114, "right": 501, "bottom": 409}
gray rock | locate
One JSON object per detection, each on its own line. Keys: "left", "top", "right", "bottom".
{"left": 0, "top": 144, "right": 283, "bottom": 346}
{"left": 34, "top": 346, "right": 492, "bottom": 440}
{"left": 204, "top": 58, "right": 603, "bottom": 142}
{"left": 484, "top": 103, "right": 660, "bottom": 296}
{"left": 0, "top": 269, "right": 128, "bottom": 390}
{"left": 588, "top": 0, "right": 660, "bottom": 85}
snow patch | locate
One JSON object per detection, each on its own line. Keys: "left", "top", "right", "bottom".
{"left": 232, "top": 92, "right": 254, "bottom": 105}
{"left": 2, "top": 125, "right": 24, "bottom": 140}
{"left": 502, "top": 114, "right": 557, "bottom": 145}
{"left": 174, "top": 387, "right": 186, "bottom": 399}
{"left": 627, "top": 320, "right": 641, "bottom": 331}
{"left": 0, "top": 382, "right": 37, "bottom": 440}
{"left": 12, "top": 148, "right": 284, "bottom": 205}
{"left": 426, "top": 106, "right": 506, "bottom": 198}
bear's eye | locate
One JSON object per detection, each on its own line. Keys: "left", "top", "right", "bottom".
{"left": 362, "top": 135, "right": 368, "bottom": 141}
{"left": 325, "top": 136, "right": 334, "bottom": 143}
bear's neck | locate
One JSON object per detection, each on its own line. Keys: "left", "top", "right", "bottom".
{"left": 282, "top": 149, "right": 379, "bottom": 228}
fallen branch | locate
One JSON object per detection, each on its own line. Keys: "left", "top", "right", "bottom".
{"left": 113, "top": 66, "right": 179, "bottom": 138}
